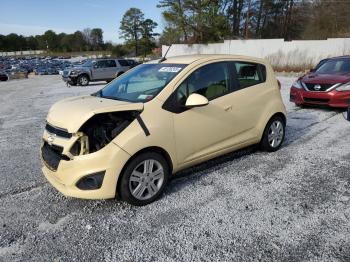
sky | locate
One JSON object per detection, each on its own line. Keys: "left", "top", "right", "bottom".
{"left": 0, "top": 0, "right": 164, "bottom": 43}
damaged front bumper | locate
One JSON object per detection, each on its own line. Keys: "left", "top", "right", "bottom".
{"left": 41, "top": 127, "right": 131, "bottom": 199}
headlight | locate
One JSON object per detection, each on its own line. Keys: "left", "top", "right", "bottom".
{"left": 336, "top": 82, "right": 350, "bottom": 92}
{"left": 70, "top": 70, "right": 80, "bottom": 75}
{"left": 292, "top": 80, "right": 303, "bottom": 89}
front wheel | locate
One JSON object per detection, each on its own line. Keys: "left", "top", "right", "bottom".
{"left": 118, "top": 152, "right": 169, "bottom": 206}
{"left": 77, "top": 75, "right": 89, "bottom": 86}
{"left": 260, "top": 116, "right": 285, "bottom": 152}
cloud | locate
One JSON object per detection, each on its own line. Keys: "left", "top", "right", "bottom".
{"left": 0, "top": 22, "right": 75, "bottom": 36}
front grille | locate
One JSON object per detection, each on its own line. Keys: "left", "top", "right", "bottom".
{"left": 45, "top": 123, "right": 72, "bottom": 139}
{"left": 304, "top": 83, "right": 333, "bottom": 92}
{"left": 41, "top": 142, "right": 68, "bottom": 171}
{"left": 303, "top": 97, "right": 330, "bottom": 104}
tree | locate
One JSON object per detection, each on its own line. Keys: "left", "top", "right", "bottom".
{"left": 43, "top": 30, "right": 58, "bottom": 51}
{"left": 119, "top": 8, "right": 158, "bottom": 56}
{"left": 119, "top": 8, "right": 145, "bottom": 56}
{"left": 91, "top": 28, "right": 104, "bottom": 50}
{"left": 139, "top": 19, "right": 159, "bottom": 56}
{"left": 157, "top": 0, "right": 189, "bottom": 42}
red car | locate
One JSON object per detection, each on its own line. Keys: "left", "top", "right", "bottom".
{"left": 290, "top": 56, "right": 350, "bottom": 108}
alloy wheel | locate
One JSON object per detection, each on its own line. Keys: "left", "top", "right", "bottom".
{"left": 268, "top": 120, "right": 284, "bottom": 148}
{"left": 129, "top": 159, "right": 165, "bottom": 200}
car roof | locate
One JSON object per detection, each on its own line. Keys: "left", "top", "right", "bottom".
{"left": 327, "top": 55, "right": 350, "bottom": 60}
{"left": 148, "top": 54, "right": 267, "bottom": 65}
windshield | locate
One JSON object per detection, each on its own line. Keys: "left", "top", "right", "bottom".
{"left": 95, "top": 63, "right": 187, "bottom": 102}
{"left": 316, "top": 59, "right": 350, "bottom": 74}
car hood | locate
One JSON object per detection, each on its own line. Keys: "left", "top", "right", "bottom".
{"left": 301, "top": 73, "right": 350, "bottom": 84}
{"left": 47, "top": 95, "right": 143, "bottom": 133}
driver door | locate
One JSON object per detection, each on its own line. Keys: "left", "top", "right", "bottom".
{"left": 171, "top": 62, "right": 238, "bottom": 164}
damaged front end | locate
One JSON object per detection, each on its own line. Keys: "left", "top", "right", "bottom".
{"left": 42, "top": 110, "right": 140, "bottom": 171}
{"left": 69, "top": 111, "right": 140, "bottom": 157}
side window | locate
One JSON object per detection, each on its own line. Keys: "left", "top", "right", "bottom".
{"left": 118, "top": 59, "right": 129, "bottom": 66}
{"left": 106, "top": 60, "right": 117, "bottom": 67}
{"left": 176, "top": 62, "right": 230, "bottom": 105}
{"left": 235, "top": 62, "right": 266, "bottom": 88}
{"left": 95, "top": 61, "right": 108, "bottom": 69}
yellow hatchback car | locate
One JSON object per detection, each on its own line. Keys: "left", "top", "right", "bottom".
{"left": 41, "top": 55, "right": 287, "bottom": 205}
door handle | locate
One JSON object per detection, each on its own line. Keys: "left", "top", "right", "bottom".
{"left": 224, "top": 105, "right": 233, "bottom": 111}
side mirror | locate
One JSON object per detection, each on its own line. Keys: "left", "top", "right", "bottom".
{"left": 185, "top": 93, "right": 209, "bottom": 108}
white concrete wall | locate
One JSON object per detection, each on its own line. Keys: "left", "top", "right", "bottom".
{"left": 162, "top": 38, "right": 350, "bottom": 70}
{"left": 0, "top": 50, "right": 45, "bottom": 56}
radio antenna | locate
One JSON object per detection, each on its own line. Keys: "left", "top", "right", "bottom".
{"left": 159, "top": 45, "right": 172, "bottom": 63}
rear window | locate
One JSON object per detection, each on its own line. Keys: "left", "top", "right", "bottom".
{"left": 235, "top": 62, "right": 266, "bottom": 88}
{"left": 118, "top": 59, "right": 129, "bottom": 67}
{"left": 106, "top": 60, "right": 116, "bottom": 67}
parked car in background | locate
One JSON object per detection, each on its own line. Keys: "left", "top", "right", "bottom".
{"left": 0, "top": 71, "right": 9, "bottom": 81}
{"left": 62, "top": 58, "right": 131, "bottom": 86}
{"left": 290, "top": 56, "right": 350, "bottom": 108}
{"left": 127, "top": 59, "right": 140, "bottom": 68}
{"left": 0, "top": 56, "right": 72, "bottom": 78}
{"left": 41, "top": 54, "right": 286, "bottom": 205}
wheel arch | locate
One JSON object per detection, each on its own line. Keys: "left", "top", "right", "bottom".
{"left": 78, "top": 72, "right": 90, "bottom": 80}
{"left": 259, "top": 111, "right": 286, "bottom": 142}
{"left": 116, "top": 146, "right": 173, "bottom": 196}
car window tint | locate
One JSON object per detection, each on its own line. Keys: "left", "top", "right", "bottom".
{"left": 177, "top": 62, "right": 230, "bottom": 104}
{"left": 118, "top": 60, "right": 129, "bottom": 66}
{"left": 106, "top": 60, "right": 116, "bottom": 67}
{"left": 95, "top": 61, "right": 108, "bottom": 68}
{"left": 235, "top": 62, "right": 266, "bottom": 88}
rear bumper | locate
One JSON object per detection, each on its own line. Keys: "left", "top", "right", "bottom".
{"left": 290, "top": 86, "right": 350, "bottom": 108}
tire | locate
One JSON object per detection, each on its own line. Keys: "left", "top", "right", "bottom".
{"left": 260, "top": 116, "right": 285, "bottom": 152}
{"left": 119, "top": 152, "right": 169, "bottom": 206}
{"left": 117, "top": 72, "right": 124, "bottom": 77}
{"left": 77, "top": 75, "right": 89, "bottom": 86}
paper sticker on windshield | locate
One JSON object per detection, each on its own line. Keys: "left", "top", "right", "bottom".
{"left": 138, "top": 94, "right": 153, "bottom": 100}
{"left": 158, "top": 67, "right": 182, "bottom": 73}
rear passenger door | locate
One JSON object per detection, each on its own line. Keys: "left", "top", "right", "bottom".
{"left": 104, "top": 60, "right": 118, "bottom": 79}
{"left": 92, "top": 60, "right": 109, "bottom": 80}
{"left": 118, "top": 59, "right": 131, "bottom": 73}
{"left": 228, "top": 61, "right": 268, "bottom": 142}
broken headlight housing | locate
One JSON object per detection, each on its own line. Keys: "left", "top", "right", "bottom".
{"left": 69, "top": 111, "right": 139, "bottom": 156}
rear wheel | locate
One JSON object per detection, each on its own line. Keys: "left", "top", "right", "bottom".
{"left": 260, "top": 116, "right": 285, "bottom": 152}
{"left": 78, "top": 75, "right": 89, "bottom": 86}
{"left": 119, "top": 152, "right": 169, "bottom": 206}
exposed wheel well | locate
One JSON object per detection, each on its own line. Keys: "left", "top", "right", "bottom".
{"left": 116, "top": 146, "right": 173, "bottom": 197}
{"left": 78, "top": 73, "right": 90, "bottom": 80}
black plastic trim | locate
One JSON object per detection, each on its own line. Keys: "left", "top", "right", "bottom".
{"left": 136, "top": 115, "right": 150, "bottom": 136}
{"left": 45, "top": 123, "right": 72, "bottom": 139}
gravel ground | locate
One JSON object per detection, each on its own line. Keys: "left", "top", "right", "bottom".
{"left": 0, "top": 75, "right": 349, "bottom": 262}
